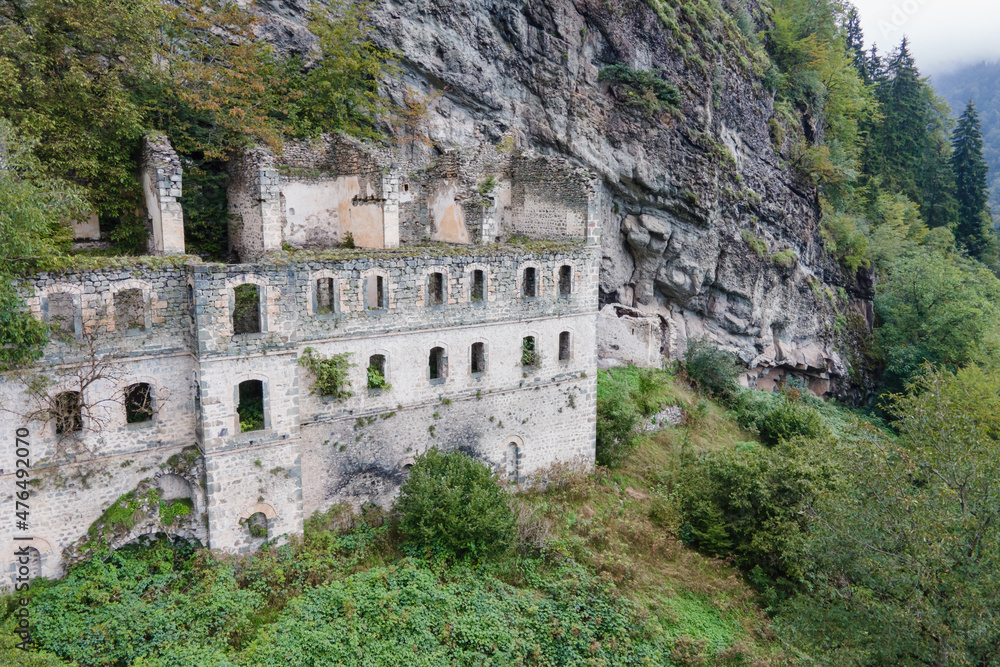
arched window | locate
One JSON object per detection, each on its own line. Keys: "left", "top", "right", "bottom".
{"left": 471, "top": 342, "right": 486, "bottom": 375}
{"left": 558, "top": 332, "right": 572, "bottom": 362}
{"left": 125, "top": 383, "right": 154, "bottom": 424}
{"left": 506, "top": 442, "right": 520, "bottom": 483}
{"left": 429, "top": 347, "right": 447, "bottom": 381}
{"left": 368, "top": 354, "right": 389, "bottom": 391}
{"left": 233, "top": 284, "right": 261, "bottom": 334}
{"left": 522, "top": 267, "right": 537, "bottom": 298}
{"left": 471, "top": 270, "right": 485, "bottom": 303}
{"left": 316, "top": 277, "right": 336, "bottom": 314}
{"left": 247, "top": 512, "right": 268, "bottom": 539}
{"left": 19, "top": 547, "right": 41, "bottom": 579}
{"left": 428, "top": 272, "right": 445, "bottom": 306}
{"left": 521, "top": 336, "right": 539, "bottom": 368}
{"left": 237, "top": 380, "right": 264, "bottom": 432}
{"left": 54, "top": 391, "right": 82, "bottom": 434}
{"left": 558, "top": 265, "right": 572, "bottom": 297}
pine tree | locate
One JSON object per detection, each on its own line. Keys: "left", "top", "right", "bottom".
{"left": 951, "top": 101, "right": 994, "bottom": 259}
{"left": 844, "top": 7, "right": 867, "bottom": 81}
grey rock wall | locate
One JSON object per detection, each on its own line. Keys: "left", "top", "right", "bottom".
{"left": 257, "top": 0, "right": 867, "bottom": 392}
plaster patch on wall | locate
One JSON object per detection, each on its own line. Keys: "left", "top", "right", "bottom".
{"left": 428, "top": 179, "right": 470, "bottom": 244}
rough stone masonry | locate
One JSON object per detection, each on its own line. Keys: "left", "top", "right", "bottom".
{"left": 0, "top": 134, "right": 602, "bottom": 583}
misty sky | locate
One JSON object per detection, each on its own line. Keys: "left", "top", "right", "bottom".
{"left": 849, "top": 0, "right": 1000, "bottom": 76}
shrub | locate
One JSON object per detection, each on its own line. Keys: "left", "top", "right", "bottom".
{"left": 759, "top": 398, "right": 825, "bottom": 445}
{"left": 298, "top": 348, "right": 354, "bottom": 400}
{"left": 770, "top": 248, "right": 797, "bottom": 269}
{"left": 741, "top": 230, "right": 769, "bottom": 258}
{"left": 396, "top": 448, "right": 516, "bottom": 561}
{"left": 684, "top": 339, "right": 742, "bottom": 401}
{"left": 596, "top": 389, "right": 641, "bottom": 468}
{"left": 677, "top": 438, "right": 838, "bottom": 600}
{"left": 598, "top": 64, "right": 680, "bottom": 114}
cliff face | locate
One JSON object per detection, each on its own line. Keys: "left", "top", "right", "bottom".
{"left": 260, "top": 0, "right": 864, "bottom": 393}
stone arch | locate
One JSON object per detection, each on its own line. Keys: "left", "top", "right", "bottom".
{"left": 365, "top": 347, "right": 392, "bottom": 392}
{"left": 464, "top": 262, "right": 492, "bottom": 304}
{"left": 154, "top": 466, "right": 206, "bottom": 518}
{"left": 553, "top": 259, "right": 579, "bottom": 298}
{"left": 232, "top": 373, "right": 271, "bottom": 435}
{"left": 517, "top": 260, "right": 545, "bottom": 298}
{"left": 34, "top": 282, "right": 84, "bottom": 339}
{"left": 108, "top": 278, "right": 153, "bottom": 333}
{"left": 116, "top": 374, "right": 167, "bottom": 427}
{"left": 11, "top": 537, "right": 53, "bottom": 581}
{"left": 307, "top": 268, "right": 343, "bottom": 316}
{"left": 359, "top": 267, "right": 391, "bottom": 311}
{"left": 427, "top": 341, "right": 450, "bottom": 383}
{"left": 504, "top": 435, "right": 525, "bottom": 484}
{"left": 238, "top": 502, "right": 278, "bottom": 522}
{"left": 225, "top": 274, "right": 271, "bottom": 334}
{"left": 421, "top": 265, "right": 453, "bottom": 307}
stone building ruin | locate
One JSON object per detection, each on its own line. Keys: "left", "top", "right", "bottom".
{"left": 0, "top": 134, "right": 601, "bottom": 582}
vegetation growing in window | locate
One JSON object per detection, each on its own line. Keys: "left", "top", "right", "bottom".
{"left": 598, "top": 64, "right": 680, "bottom": 115}
{"left": 232, "top": 284, "right": 260, "bottom": 335}
{"left": 366, "top": 355, "right": 389, "bottom": 391}
{"left": 520, "top": 336, "right": 539, "bottom": 368}
{"left": 298, "top": 348, "right": 354, "bottom": 401}
{"left": 237, "top": 380, "right": 264, "bottom": 432}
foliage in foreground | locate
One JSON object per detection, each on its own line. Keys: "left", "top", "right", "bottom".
{"left": 396, "top": 448, "right": 516, "bottom": 561}
{"left": 777, "top": 365, "right": 1000, "bottom": 665}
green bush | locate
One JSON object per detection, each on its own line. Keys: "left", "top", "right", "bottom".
{"left": 677, "top": 438, "right": 838, "bottom": 601}
{"left": 396, "top": 448, "right": 516, "bottom": 561}
{"left": 759, "top": 398, "right": 825, "bottom": 445}
{"left": 596, "top": 389, "right": 641, "bottom": 468}
{"left": 598, "top": 64, "right": 680, "bottom": 114}
{"left": 684, "top": 339, "right": 742, "bottom": 401}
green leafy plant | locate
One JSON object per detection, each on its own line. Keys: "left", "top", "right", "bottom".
{"left": 684, "top": 339, "right": 742, "bottom": 401}
{"left": 298, "top": 348, "right": 354, "bottom": 400}
{"left": 396, "top": 448, "right": 516, "bottom": 561}
{"left": 770, "top": 249, "right": 797, "bottom": 269}
{"left": 158, "top": 498, "right": 193, "bottom": 526}
{"left": 741, "top": 230, "right": 769, "bottom": 258}
{"left": 598, "top": 64, "right": 680, "bottom": 114}
{"left": 366, "top": 362, "right": 389, "bottom": 390}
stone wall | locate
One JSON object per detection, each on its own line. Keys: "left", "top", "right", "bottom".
{"left": 141, "top": 135, "right": 185, "bottom": 255}
{"left": 1, "top": 239, "right": 600, "bottom": 582}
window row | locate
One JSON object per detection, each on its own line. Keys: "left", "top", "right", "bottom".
{"left": 41, "top": 264, "right": 579, "bottom": 339}
{"left": 50, "top": 383, "right": 155, "bottom": 435}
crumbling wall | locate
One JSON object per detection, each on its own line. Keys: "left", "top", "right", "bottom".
{"left": 141, "top": 135, "right": 185, "bottom": 255}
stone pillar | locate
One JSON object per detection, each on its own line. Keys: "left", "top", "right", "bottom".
{"left": 141, "top": 135, "right": 185, "bottom": 255}
{"left": 585, "top": 177, "right": 603, "bottom": 247}
{"left": 381, "top": 168, "right": 400, "bottom": 249}
{"left": 227, "top": 149, "right": 281, "bottom": 262}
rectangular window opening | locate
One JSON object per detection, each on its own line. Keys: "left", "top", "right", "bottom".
{"left": 559, "top": 265, "right": 572, "bottom": 297}
{"left": 366, "top": 275, "right": 387, "bottom": 310}
{"left": 471, "top": 342, "right": 486, "bottom": 374}
{"left": 316, "top": 278, "right": 335, "bottom": 314}
{"left": 125, "top": 383, "right": 154, "bottom": 423}
{"left": 471, "top": 270, "right": 485, "bottom": 302}
{"left": 54, "top": 391, "right": 83, "bottom": 434}
{"left": 368, "top": 354, "right": 388, "bottom": 390}
{"left": 237, "top": 380, "right": 264, "bottom": 432}
{"left": 429, "top": 272, "right": 444, "bottom": 306}
{"left": 233, "top": 284, "right": 261, "bottom": 334}
{"left": 559, "top": 331, "right": 571, "bottom": 361}
{"left": 48, "top": 292, "right": 76, "bottom": 337}
{"left": 115, "top": 288, "right": 146, "bottom": 331}
{"left": 521, "top": 336, "right": 538, "bottom": 368}
{"left": 523, "top": 268, "right": 537, "bottom": 298}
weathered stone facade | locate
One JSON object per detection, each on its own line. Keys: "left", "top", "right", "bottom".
{"left": 1, "top": 149, "right": 601, "bottom": 584}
